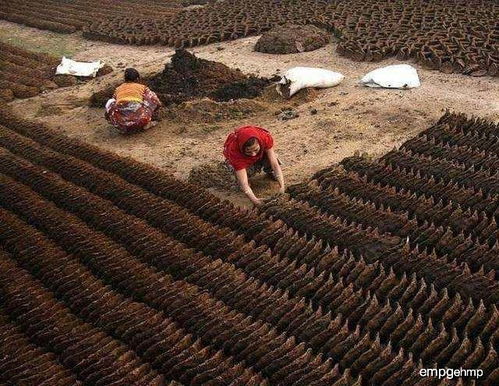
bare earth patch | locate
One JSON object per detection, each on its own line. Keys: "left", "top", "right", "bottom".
{"left": 3, "top": 20, "right": 498, "bottom": 207}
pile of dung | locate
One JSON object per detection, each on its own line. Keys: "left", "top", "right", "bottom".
{"left": 255, "top": 24, "right": 330, "bottom": 54}
{"left": 89, "top": 85, "right": 115, "bottom": 107}
{"left": 188, "top": 161, "right": 239, "bottom": 191}
{"left": 210, "top": 77, "right": 271, "bottom": 102}
{"left": 147, "top": 49, "right": 273, "bottom": 105}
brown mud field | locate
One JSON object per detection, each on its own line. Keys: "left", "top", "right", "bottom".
{"left": 2, "top": 19, "right": 499, "bottom": 207}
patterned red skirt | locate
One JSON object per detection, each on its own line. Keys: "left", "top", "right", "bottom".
{"left": 106, "top": 89, "right": 160, "bottom": 134}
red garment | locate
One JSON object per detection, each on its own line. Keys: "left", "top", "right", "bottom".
{"left": 223, "top": 126, "right": 274, "bottom": 171}
{"left": 107, "top": 88, "right": 161, "bottom": 134}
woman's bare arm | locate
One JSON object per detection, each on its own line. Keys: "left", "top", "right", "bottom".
{"left": 266, "top": 148, "right": 285, "bottom": 193}
{"left": 235, "top": 168, "right": 261, "bottom": 206}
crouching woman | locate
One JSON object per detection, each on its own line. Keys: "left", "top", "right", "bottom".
{"left": 224, "top": 125, "right": 285, "bottom": 206}
{"left": 105, "top": 68, "right": 162, "bottom": 134}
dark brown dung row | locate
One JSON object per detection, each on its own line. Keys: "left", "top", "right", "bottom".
{"left": 0, "top": 248, "right": 164, "bottom": 384}
{"left": 80, "top": 0, "right": 498, "bottom": 77}
{"left": 0, "top": 300, "right": 81, "bottom": 385}
{"left": 0, "top": 106, "right": 497, "bottom": 384}
{"left": 0, "top": 0, "right": 181, "bottom": 33}
{"left": 311, "top": 166, "right": 497, "bottom": 243}
{"left": 0, "top": 208, "right": 264, "bottom": 385}
{"left": 261, "top": 196, "right": 498, "bottom": 304}
{"left": 339, "top": 156, "right": 498, "bottom": 220}
{"left": 288, "top": 181, "right": 498, "bottom": 274}
{"left": 0, "top": 42, "right": 113, "bottom": 102}
{"left": 2, "top": 121, "right": 495, "bottom": 347}
{"left": 401, "top": 135, "right": 499, "bottom": 174}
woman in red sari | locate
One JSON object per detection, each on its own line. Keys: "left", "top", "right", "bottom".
{"left": 224, "top": 125, "right": 285, "bottom": 206}
{"left": 105, "top": 68, "right": 162, "bottom": 134}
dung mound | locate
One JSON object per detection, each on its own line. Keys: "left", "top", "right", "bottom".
{"left": 89, "top": 50, "right": 273, "bottom": 108}
{"left": 211, "top": 77, "right": 273, "bottom": 102}
{"left": 96, "top": 64, "right": 114, "bottom": 77}
{"left": 188, "top": 161, "right": 238, "bottom": 191}
{"left": 148, "top": 49, "right": 272, "bottom": 105}
{"left": 89, "top": 85, "right": 115, "bottom": 107}
{"left": 255, "top": 24, "right": 330, "bottom": 54}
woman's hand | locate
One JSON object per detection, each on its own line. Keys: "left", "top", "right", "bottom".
{"left": 235, "top": 168, "right": 261, "bottom": 206}
{"left": 266, "top": 148, "right": 285, "bottom": 193}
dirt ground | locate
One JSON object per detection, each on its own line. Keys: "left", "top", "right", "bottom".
{"left": 2, "top": 20, "right": 498, "bottom": 207}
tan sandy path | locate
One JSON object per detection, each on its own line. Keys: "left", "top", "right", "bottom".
{"left": 3, "top": 20, "right": 498, "bottom": 207}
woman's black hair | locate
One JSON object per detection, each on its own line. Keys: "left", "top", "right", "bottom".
{"left": 243, "top": 137, "right": 258, "bottom": 149}
{"left": 124, "top": 68, "right": 140, "bottom": 82}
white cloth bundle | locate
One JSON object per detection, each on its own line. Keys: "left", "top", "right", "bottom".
{"left": 361, "top": 64, "right": 420, "bottom": 89}
{"left": 56, "top": 56, "right": 104, "bottom": 77}
{"left": 277, "top": 66, "right": 344, "bottom": 97}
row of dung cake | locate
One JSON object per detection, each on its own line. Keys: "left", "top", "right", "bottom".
{"left": 0, "top": 157, "right": 361, "bottom": 385}
{"left": 0, "top": 42, "right": 113, "bottom": 101}
{"left": 261, "top": 195, "right": 497, "bottom": 304}
{"left": 0, "top": 42, "right": 60, "bottom": 100}
{"left": 0, "top": 119, "right": 427, "bottom": 383}
{"left": 286, "top": 180, "right": 497, "bottom": 274}
{"left": 0, "top": 108, "right": 497, "bottom": 384}
{"left": 0, "top": 211, "right": 262, "bottom": 385}
{"left": 0, "top": 170, "right": 496, "bottom": 384}
{"left": 0, "top": 111, "right": 356, "bottom": 384}
{"left": 78, "top": 0, "right": 498, "bottom": 77}
{"left": 0, "top": 0, "right": 182, "bottom": 34}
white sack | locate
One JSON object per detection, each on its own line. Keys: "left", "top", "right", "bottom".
{"left": 277, "top": 66, "right": 344, "bottom": 97}
{"left": 360, "top": 64, "right": 420, "bottom": 89}
{"left": 56, "top": 56, "right": 104, "bottom": 77}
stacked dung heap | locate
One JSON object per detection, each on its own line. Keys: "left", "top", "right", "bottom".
{"left": 255, "top": 24, "right": 330, "bottom": 54}
{"left": 148, "top": 49, "right": 272, "bottom": 104}
{"left": 91, "top": 49, "right": 272, "bottom": 108}
{"left": 0, "top": 42, "right": 113, "bottom": 101}
{"left": 0, "top": 105, "right": 497, "bottom": 384}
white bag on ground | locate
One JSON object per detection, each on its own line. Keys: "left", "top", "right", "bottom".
{"left": 56, "top": 56, "right": 104, "bottom": 77}
{"left": 360, "top": 64, "right": 420, "bottom": 89}
{"left": 277, "top": 66, "right": 344, "bottom": 98}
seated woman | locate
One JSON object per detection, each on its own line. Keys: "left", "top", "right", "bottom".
{"left": 224, "top": 125, "right": 285, "bottom": 206}
{"left": 105, "top": 68, "right": 162, "bottom": 134}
